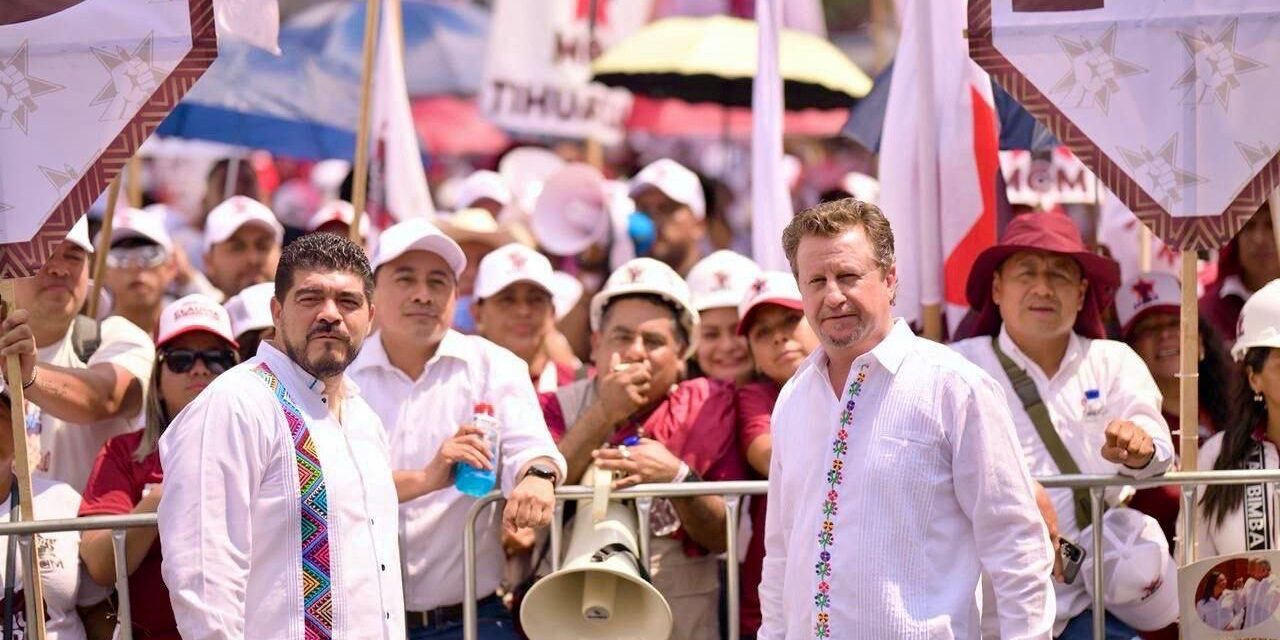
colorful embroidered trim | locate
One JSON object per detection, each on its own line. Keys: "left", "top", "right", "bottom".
{"left": 813, "top": 363, "right": 870, "bottom": 638}
{"left": 253, "top": 363, "right": 334, "bottom": 639}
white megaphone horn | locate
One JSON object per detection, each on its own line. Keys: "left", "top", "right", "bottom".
{"left": 520, "top": 466, "right": 673, "bottom": 640}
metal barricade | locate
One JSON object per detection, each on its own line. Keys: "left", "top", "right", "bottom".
{"left": 0, "top": 513, "right": 157, "bottom": 640}
{"left": 0, "top": 470, "right": 1278, "bottom": 640}
{"left": 462, "top": 469, "right": 1280, "bottom": 640}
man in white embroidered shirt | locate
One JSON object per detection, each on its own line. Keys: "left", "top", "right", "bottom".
{"left": 157, "top": 233, "right": 405, "bottom": 639}
{"left": 758, "top": 198, "right": 1055, "bottom": 640}
{"left": 950, "top": 210, "right": 1175, "bottom": 639}
{"left": 348, "top": 218, "right": 565, "bottom": 640}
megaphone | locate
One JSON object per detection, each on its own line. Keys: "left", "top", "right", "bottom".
{"left": 520, "top": 467, "right": 673, "bottom": 640}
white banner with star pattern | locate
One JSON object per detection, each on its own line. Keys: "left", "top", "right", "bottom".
{"left": 971, "top": 1, "right": 1280, "bottom": 250}
{"left": 0, "top": 0, "right": 217, "bottom": 277}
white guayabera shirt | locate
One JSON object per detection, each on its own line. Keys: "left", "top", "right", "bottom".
{"left": 951, "top": 328, "right": 1173, "bottom": 633}
{"left": 158, "top": 343, "right": 405, "bottom": 640}
{"left": 759, "top": 320, "right": 1055, "bottom": 640}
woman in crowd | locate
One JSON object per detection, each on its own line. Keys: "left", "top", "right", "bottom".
{"left": 686, "top": 251, "right": 761, "bottom": 386}
{"left": 1196, "top": 570, "right": 1243, "bottom": 631}
{"left": 1118, "top": 272, "right": 1236, "bottom": 548}
{"left": 1202, "top": 203, "right": 1280, "bottom": 345}
{"left": 1191, "top": 281, "right": 1280, "bottom": 558}
{"left": 78, "top": 295, "right": 239, "bottom": 640}
{"left": 732, "top": 272, "right": 819, "bottom": 639}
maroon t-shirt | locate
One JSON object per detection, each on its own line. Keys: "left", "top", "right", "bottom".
{"left": 735, "top": 379, "right": 780, "bottom": 636}
{"left": 79, "top": 431, "right": 177, "bottom": 640}
{"left": 539, "top": 376, "right": 746, "bottom": 555}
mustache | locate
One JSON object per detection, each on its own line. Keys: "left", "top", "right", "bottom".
{"left": 307, "top": 321, "right": 350, "bottom": 342}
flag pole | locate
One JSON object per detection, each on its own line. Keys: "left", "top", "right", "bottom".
{"left": 0, "top": 282, "right": 48, "bottom": 637}
{"left": 87, "top": 176, "right": 124, "bottom": 320}
{"left": 127, "top": 155, "right": 143, "bottom": 208}
{"left": 350, "top": 0, "right": 382, "bottom": 244}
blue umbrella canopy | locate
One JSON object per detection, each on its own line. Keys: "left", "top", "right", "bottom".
{"left": 156, "top": 0, "right": 488, "bottom": 159}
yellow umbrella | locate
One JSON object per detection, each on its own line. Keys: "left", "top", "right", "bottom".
{"left": 592, "top": 16, "right": 872, "bottom": 109}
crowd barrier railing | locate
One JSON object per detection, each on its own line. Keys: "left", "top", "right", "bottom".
{"left": 1, "top": 471, "right": 1279, "bottom": 640}
{"left": 463, "top": 469, "right": 1280, "bottom": 640}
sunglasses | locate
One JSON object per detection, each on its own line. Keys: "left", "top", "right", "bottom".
{"left": 159, "top": 348, "right": 238, "bottom": 374}
{"left": 106, "top": 244, "right": 167, "bottom": 269}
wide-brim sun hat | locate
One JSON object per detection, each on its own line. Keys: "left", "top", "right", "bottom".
{"left": 964, "top": 210, "right": 1120, "bottom": 339}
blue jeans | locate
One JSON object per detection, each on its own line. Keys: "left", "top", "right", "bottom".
{"left": 407, "top": 598, "right": 516, "bottom": 640}
{"left": 1056, "top": 609, "right": 1138, "bottom": 640}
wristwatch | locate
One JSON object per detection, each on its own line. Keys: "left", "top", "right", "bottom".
{"left": 523, "top": 463, "right": 559, "bottom": 485}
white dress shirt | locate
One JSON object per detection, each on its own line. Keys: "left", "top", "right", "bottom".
{"left": 158, "top": 343, "right": 405, "bottom": 640}
{"left": 758, "top": 320, "right": 1055, "bottom": 640}
{"left": 1242, "top": 575, "right": 1280, "bottom": 628}
{"left": 349, "top": 330, "right": 567, "bottom": 611}
{"left": 951, "top": 328, "right": 1174, "bottom": 632}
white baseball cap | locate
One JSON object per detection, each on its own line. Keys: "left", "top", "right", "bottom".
{"left": 474, "top": 243, "right": 554, "bottom": 301}
{"left": 157, "top": 294, "right": 238, "bottom": 348}
{"left": 370, "top": 217, "right": 467, "bottom": 277}
{"left": 1079, "top": 508, "right": 1179, "bottom": 632}
{"left": 306, "top": 200, "right": 371, "bottom": 238}
{"left": 63, "top": 216, "right": 94, "bottom": 253}
{"left": 203, "top": 196, "right": 284, "bottom": 252}
{"left": 686, "top": 250, "right": 762, "bottom": 312}
{"left": 549, "top": 271, "right": 584, "bottom": 321}
{"left": 224, "top": 281, "right": 275, "bottom": 338}
{"left": 842, "top": 172, "right": 881, "bottom": 205}
{"left": 98, "top": 207, "right": 173, "bottom": 252}
{"left": 532, "top": 164, "right": 613, "bottom": 256}
{"left": 1116, "top": 272, "right": 1180, "bottom": 339}
{"left": 629, "top": 158, "right": 706, "bottom": 220}
{"left": 1234, "top": 279, "right": 1280, "bottom": 361}
{"left": 453, "top": 170, "right": 512, "bottom": 210}
{"left": 736, "top": 271, "right": 804, "bottom": 336}
{"left": 590, "top": 258, "right": 699, "bottom": 359}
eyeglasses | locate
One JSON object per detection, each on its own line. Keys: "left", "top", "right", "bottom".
{"left": 106, "top": 245, "right": 167, "bottom": 269}
{"left": 159, "top": 349, "right": 238, "bottom": 374}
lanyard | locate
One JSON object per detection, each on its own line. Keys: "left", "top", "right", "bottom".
{"left": 1245, "top": 443, "right": 1272, "bottom": 551}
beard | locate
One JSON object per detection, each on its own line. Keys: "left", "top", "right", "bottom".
{"left": 283, "top": 320, "right": 362, "bottom": 380}
{"left": 816, "top": 310, "right": 874, "bottom": 351}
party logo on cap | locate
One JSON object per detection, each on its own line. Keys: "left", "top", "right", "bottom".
{"left": 712, "top": 271, "right": 731, "bottom": 291}
{"left": 749, "top": 277, "right": 768, "bottom": 297}
{"left": 509, "top": 251, "right": 527, "bottom": 270}
{"left": 624, "top": 264, "right": 645, "bottom": 283}
{"left": 1131, "top": 278, "right": 1157, "bottom": 307}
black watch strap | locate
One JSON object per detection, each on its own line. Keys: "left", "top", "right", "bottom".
{"left": 524, "top": 464, "right": 558, "bottom": 484}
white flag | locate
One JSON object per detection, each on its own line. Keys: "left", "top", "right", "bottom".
{"left": 371, "top": 0, "right": 434, "bottom": 220}
{"left": 750, "top": 0, "right": 792, "bottom": 271}
{"left": 878, "top": 0, "right": 998, "bottom": 331}
{"left": 213, "top": 0, "right": 281, "bottom": 54}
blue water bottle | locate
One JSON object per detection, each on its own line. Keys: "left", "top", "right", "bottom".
{"left": 455, "top": 403, "right": 500, "bottom": 497}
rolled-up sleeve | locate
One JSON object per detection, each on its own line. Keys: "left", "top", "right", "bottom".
{"left": 491, "top": 349, "right": 567, "bottom": 494}
{"left": 157, "top": 389, "right": 273, "bottom": 640}
{"left": 951, "top": 373, "right": 1056, "bottom": 639}
{"left": 1108, "top": 344, "right": 1174, "bottom": 478}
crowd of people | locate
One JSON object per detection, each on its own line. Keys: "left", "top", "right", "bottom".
{"left": 0, "top": 147, "right": 1278, "bottom": 640}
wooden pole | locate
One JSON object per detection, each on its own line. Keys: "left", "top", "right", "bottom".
{"left": 87, "top": 177, "right": 123, "bottom": 320}
{"left": 1267, "top": 188, "right": 1280, "bottom": 261}
{"left": 1138, "top": 225, "right": 1152, "bottom": 273}
{"left": 922, "top": 303, "right": 944, "bottom": 342}
{"left": 0, "top": 282, "right": 47, "bottom": 638}
{"left": 1178, "top": 249, "right": 1199, "bottom": 473}
{"left": 349, "top": 0, "right": 382, "bottom": 244}
{"left": 126, "top": 155, "right": 143, "bottom": 208}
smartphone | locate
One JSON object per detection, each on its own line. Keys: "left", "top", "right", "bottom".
{"left": 1059, "top": 537, "right": 1086, "bottom": 585}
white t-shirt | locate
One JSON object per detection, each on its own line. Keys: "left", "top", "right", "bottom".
{"left": 0, "top": 477, "right": 90, "bottom": 640}
{"left": 13, "top": 317, "right": 154, "bottom": 492}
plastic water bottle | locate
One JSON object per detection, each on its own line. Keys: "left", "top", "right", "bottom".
{"left": 455, "top": 403, "right": 500, "bottom": 497}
